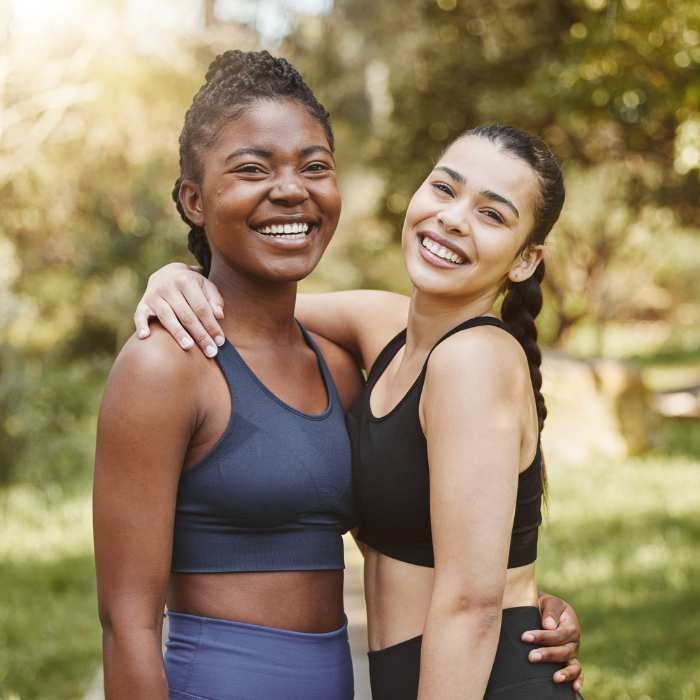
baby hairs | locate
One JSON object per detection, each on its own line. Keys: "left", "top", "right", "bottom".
{"left": 172, "top": 50, "right": 334, "bottom": 274}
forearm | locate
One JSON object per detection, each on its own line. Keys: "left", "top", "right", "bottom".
{"left": 417, "top": 603, "right": 502, "bottom": 700}
{"left": 102, "top": 624, "right": 168, "bottom": 700}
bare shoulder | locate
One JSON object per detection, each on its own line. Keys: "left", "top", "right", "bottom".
{"left": 425, "top": 324, "right": 529, "bottom": 400}
{"left": 105, "top": 324, "right": 207, "bottom": 404}
{"left": 310, "top": 332, "right": 364, "bottom": 411}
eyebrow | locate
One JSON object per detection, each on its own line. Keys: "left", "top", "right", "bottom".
{"left": 225, "top": 145, "right": 334, "bottom": 163}
{"left": 300, "top": 144, "right": 334, "bottom": 160}
{"left": 432, "top": 166, "right": 520, "bottom": 219}
{"left": 225, "top": 147, "right": 273, "bottom": 163}
{"left": 434, "top": 165, "right": 465, "bottom": 184}
{"left": 480, "top": 189, "right": 520, "bottom": 219}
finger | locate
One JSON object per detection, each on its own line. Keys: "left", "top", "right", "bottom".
{"left": 156, "top": 290, "right": 218, "bottom": 357}
{"left": 134, "top": 303, "right": 155, "bottom": 339}
{"left": 149, "top": 297, "right": 196, "bottom": 351}
{"left": 177, "top": 278, "right": 225, "bottom": 346}
{"left": 553, "top": 658, "right": 582, "bottom": 685}
{"left": 538, "top": 594, "right": 566, "bottom": 629}
{"left": 528, "top": 642, "right": 578, "bottom": 665}
{"left": 573, "top": 668, "right": 584, "bottom": 692}
{"left": 522, "top": 622, "right": 579, "bottom": 649}
{"left": 202, "top": 278, "right": 225, "bottom": 320}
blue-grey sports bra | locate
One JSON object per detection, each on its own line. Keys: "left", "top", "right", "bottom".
{"left": 171, "top": 325, "right": 354, "bottom": 573}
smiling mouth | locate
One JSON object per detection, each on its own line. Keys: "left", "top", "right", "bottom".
{"left": 419, "top": 234, "right": 468, "bottom": 265}
{"left": 252, "top": 222, "right": 314, "bottom": 240}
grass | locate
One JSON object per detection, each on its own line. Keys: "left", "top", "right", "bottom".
{"left": 1, "top": 422, "right": 698, "bottom": 699}
{"left": 538, "top": 451, "right": 700, "bottom": 699}
{"left": 0, "top": 487, "right": 100, "bottom": 700}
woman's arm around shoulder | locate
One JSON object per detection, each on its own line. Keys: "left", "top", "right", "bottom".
{"left": 299, "top": 290, "right": 409, "bottom": 372}
{"left": 94, "top": 328, "right": 203, "bottom": 699}
{"left": 417, "top": 327, "right": 528, "bottom": 699}
{"left": 132, "top": 261, "right": 410, "bottom": 372}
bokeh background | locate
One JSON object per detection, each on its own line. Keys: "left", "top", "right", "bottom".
{"left": 1, "top": 0, "right": 699, "bottom": 698}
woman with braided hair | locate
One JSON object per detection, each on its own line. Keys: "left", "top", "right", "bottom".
{"left": 95, "top": 50, "right": 362, "bottom": 699}
{"left": 137, "top": 114, "right": 585, "bottom": 698}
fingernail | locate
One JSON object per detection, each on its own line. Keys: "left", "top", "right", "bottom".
{"left": 181, "top": 337, "right": 194, "bottom": 349}
{"left": 555, "top": 672, "right": 565, "bottom": 682}
{"left": 522, "top": 633, "right": 535, "bottom": 643}
{"left": 205, "top": 344, "right": 218, "bottom": 358}
{"left": 529, "top": 651, "right": 542, "bottom": 662}
{"left": 214, "top": 305, "right": 224, "bottom": 317}
{"left": 137, "top": 329, "right": 148, "bottom": 339}
{"left": 215, "top": 335, "right": 225, "bottom": 347}
{"left": 544, "top": 616, "right": 556, "bottom": 628}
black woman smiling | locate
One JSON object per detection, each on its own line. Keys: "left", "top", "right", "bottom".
{"left": 94, "top": 51, "right": 362, "bottom": 699}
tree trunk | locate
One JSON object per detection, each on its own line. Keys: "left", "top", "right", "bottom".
{"left": 203, "top": 0, "right": 216, "bottom": 27}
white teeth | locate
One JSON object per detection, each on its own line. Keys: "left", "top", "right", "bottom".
{"left": 256, "top": 222, "right": 311, "bottom": 237}
{"left": 420, "top": 236, "right": 464, "bottom": 264}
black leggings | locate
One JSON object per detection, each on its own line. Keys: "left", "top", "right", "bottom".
{"left": 367, "top": 606, "right": 579, "bottom": 699}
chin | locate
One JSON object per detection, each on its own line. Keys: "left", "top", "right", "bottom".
{"left": 263, "top": 257, "right": 324, "bottom": 282}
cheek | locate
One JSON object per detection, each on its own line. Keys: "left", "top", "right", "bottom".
{"left": 317, "top": 183, "right": 342, "bottom": 220}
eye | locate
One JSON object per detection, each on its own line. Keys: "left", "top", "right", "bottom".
{"left": 234, "top": 164, "right": 267, "bottom": 174}
{"left": 481, "top": 208, "right": 504, "bottom": 224}
{"left": 431, "top": 182, "right": 454, "bottom": 197}
{"left": 304, "top": 161, "right": 332, "bottom": 173}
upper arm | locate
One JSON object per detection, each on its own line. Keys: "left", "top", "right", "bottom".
{"left": 93, "top": 332, "right": 197, "bottom": 628}
{"left": 297, "top": 291, "right": 409, "bottom": 371}
{"left": 422, "top": 331, "right": 526, "bottom": 605}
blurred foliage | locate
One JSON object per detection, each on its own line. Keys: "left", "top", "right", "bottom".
{"left": 287, "top": 0, "right": 700, "bottom": 349}
{"left": 0, "top": 1, "right": 698, "bottom": 482}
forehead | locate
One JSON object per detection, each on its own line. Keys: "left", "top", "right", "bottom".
{"left": 437, "top": 136, "right": 539, "bottom": 213}
{"left": 210, "top": 98, "right": 330, "bottom": 156}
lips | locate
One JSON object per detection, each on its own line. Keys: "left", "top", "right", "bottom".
{"left": 417, "top": 231, "right": 470, "bottom": 265}
{"left": 250, "top": 216, "right": 319, "bottom": 240}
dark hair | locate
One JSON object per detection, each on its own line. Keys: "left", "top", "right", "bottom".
{"left": 172, "top": 50, "right": 334, "bottom": 275}
{"left": 461, "top": 125, "right": 565, "bottom": 439}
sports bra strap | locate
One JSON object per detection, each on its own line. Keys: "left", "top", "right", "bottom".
{"left": 368, "top": 316, "right": 511, "bottom": 385}
{"left": 431, "top": 315, "right": 509, "bottom": 351}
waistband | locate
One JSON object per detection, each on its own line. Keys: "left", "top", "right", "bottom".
{"left": 166, "top": 610, "right": 349, "bottom": 642}
{"left": 368, "top": 605, "right": 542, "bottom": 657}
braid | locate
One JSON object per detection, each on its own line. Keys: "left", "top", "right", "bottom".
{"left": 174, "top": 50, "right": 334, "bottom": 273}
{"left": 501, "top": 261, "right": 547, "bottom": 432}
{"left": 171, "top": 177, "right": 211, "bottom": 274}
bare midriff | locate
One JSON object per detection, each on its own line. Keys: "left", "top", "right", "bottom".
{"left": 363, "top": 545, "right": 538, "bottom": 652}
{"left": 167, "top": 569, "right": 345, "bottom": 633}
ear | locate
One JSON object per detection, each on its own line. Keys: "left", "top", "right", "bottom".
{"left": 508, "top": 244, "right": 544, "bottom": 284}
{"left": 178, "top": 179, "right": 205, "bottom": 227}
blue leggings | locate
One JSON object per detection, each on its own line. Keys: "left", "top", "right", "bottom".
{"left": 164, "top": 611, "right": 354, "bottom": 700}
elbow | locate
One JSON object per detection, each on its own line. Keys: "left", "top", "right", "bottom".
{"left": 430, "top": 580, "right": 505, "bottom": 629}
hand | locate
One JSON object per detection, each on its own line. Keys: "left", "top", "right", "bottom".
{"left": 522, "top": 593, "right": 584, "bottom": 692}
{"left": 133, "top": 262, "right": 225, "bottom": 357}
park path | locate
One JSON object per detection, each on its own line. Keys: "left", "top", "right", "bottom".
{"left": 84, "top": 537, "right": 371, "bottom": 699}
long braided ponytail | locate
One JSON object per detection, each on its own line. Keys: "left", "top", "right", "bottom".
{"left": 173, "top": 50, "right": 334, "bottom": 274}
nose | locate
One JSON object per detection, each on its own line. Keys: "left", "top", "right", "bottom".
{"left": 437, "top": 204, "right": 470, "bottom": 237}
{"left": 269, "top": 174, "right": 309, "bottom": 206}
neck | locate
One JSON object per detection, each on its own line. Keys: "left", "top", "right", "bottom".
{"left": 405, "top": 287, "right": 498, "bottom": 355}
{"left": 208, "top": 258, "right": 300, "bottom": 347}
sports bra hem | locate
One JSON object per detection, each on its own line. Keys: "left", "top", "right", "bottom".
{"left": 170, "top": 562, "right": 346, "bottom": 574}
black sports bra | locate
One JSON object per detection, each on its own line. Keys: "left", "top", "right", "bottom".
{"left": 347, "top": 316, "right": 542, "bottom": 569}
